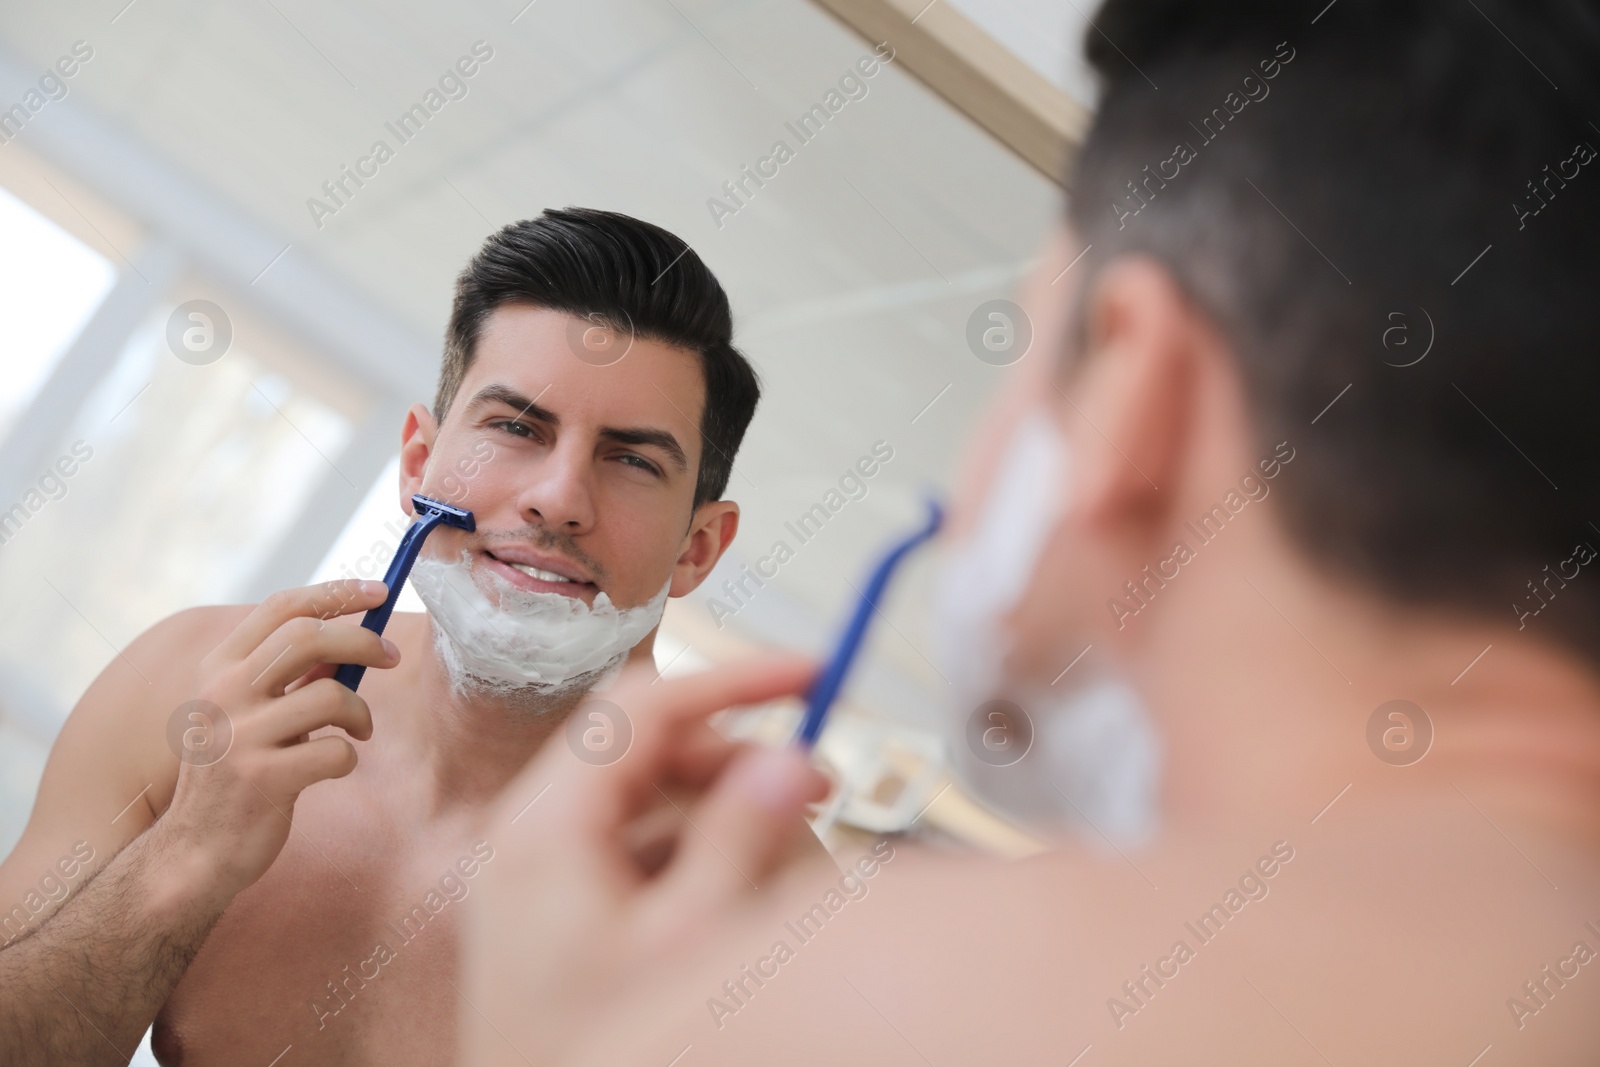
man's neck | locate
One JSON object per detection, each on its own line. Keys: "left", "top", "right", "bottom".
{"left": 388, "top": 612, "right": 656, "bottom": 816}
{"left": 1135, "top": 533, "right": 1600, "bottom": 843}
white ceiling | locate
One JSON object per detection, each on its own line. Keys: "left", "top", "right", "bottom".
{"left": 0, "top": 0, "right": 1066, "bottom": 726}
{"left": 949, "top": 0, "right": 1098, "bottom": 106}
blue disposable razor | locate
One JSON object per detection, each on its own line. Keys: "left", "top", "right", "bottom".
{"left": 793, "top": 499, "right": 944, "bottom": 747}
{"left": 333, "top": 493, "right": 475, "bottom": 692}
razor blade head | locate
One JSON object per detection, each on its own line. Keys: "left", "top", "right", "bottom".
{"left": 412, "top": 493, "right": 476, "bottom": 532}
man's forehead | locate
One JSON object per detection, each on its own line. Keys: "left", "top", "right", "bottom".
{"left": 461, "top": 305, "right": 705, "bottom": 438}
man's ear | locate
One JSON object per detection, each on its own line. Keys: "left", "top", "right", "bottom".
{"left": 1066, "top": 256, "right": 1203, "bottom": 536}
{"left": 670, "top": 501, "right": 740, "bottom": 597}
{"left": 398, "top": 402, "right": 440, "bottom": 516}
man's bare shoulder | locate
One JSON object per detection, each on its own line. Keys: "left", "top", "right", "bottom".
{"left": 0, "top": 604, "right": 254, "bottom": 937}
{"left": 699, "top": 807, "right": 1600, "bottom": 1064}
{"left": 80, "top": 604, "right": 251, "bottom": 728}
{"left": 49, "top": 604, "right": 251, "bottom": 815}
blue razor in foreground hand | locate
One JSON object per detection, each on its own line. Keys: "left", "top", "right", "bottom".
{"left": 793, "top": 498, "right": 944, "bottom": 748}
{"left": 333, "top": 494, "right": 476, "bottom": 692}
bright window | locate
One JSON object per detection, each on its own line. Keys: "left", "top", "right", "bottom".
{"left": 0, "top": 185, "right": 116, "bottom": 442}
{"left": 0, "top": 307, "right": 355, "bottom": 724}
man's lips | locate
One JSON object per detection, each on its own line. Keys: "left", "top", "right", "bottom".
{"left": 480, "top": 548, "right": 599, "bottom": 600}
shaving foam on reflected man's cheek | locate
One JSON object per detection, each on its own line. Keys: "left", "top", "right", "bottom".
{"left": 410, "top": 548, "right": 670, "bottom": 699}
{"left": 931, "top": 408, "right": 1159, "bottom": 842}
{"left": 932, "top": 408, "right": 1070, "bottom": 701}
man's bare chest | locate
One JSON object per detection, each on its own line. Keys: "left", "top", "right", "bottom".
{"left": 151, "top": 774, "right": 499, "bottom": 1065}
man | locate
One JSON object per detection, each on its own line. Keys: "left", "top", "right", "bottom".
{"left": 460, "top": 2, "right": 1600, "bottom": 1063}
{"left": 0, "top": 207, "right": 777, "bottom": 1064}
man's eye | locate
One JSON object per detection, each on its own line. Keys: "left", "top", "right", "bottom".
{"left": 618, "top": 454, "right": 661, "bottom": 476}
{"left": 492, "top": 420, "right": 537, "bottom": 439}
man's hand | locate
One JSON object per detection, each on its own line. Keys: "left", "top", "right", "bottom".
{"left": 0, "top": 579, "right": 401, "bottom": 1066}
{"left": 158, "top": 579, "right": 398, "bottom": 899}
{"left": 460, "top": 655, "right": 830, "bottom": 1067}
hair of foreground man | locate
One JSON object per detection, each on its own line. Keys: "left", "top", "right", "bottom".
{"left": 459, "top": 1, "right": 1600, "bottom": 1064}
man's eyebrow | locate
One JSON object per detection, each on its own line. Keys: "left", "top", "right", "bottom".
{"left": 599, "top": 426, "right": 690, "bottom": 473}
{"left": 468, "top": 383, "right": 690, "bottom": 474}
{"left": 466, "top": 384, "right": 557, "bottom": 425}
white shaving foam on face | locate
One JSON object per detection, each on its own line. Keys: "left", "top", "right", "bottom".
{"left": 410, "top": 548, "right": 670, "bottom": 699}
{"left": 932, "top": 408, "right": 1070, "bottom": 701}
{"left": 930, "top": 408, "right": 1161, "bottom": 843}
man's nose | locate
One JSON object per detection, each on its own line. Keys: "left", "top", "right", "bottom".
{"left": 513, "top": 438, "right": 596, "bottom": 532}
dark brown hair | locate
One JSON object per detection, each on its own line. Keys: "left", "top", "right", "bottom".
{"left": 436, "top": 207, "right": 761, "bottom": 508}
{"left": 1069, "top": 0, "right": 1600, "bottom": 656}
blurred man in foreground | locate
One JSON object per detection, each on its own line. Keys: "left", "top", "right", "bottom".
{"left": 461, "top": 0, "right": 1600, "bottom": 1063}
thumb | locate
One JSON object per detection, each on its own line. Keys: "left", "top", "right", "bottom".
{"left": 648, "top": 745, "right": 829, "bottom": 917}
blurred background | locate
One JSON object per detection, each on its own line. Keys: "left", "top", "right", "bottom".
{"left": 0, "top": 0, "right": 1115, "bottom": 915}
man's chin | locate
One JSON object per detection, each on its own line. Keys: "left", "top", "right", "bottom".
{"left": 434, "top": 628, "right": 623, "bottom": 718}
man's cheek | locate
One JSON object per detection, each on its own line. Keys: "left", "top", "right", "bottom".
{"left": 1005, "top": 520, "right": 1093, "bottom": 677}
{"left": 437, "top": 453, "right": 502, "bottom": 505}
{"left": 461, "top": 437, "right": 496, "bottom": 478}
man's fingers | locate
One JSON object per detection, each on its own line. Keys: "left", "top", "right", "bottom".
{"left": 614, "top": 654, "right": 817, "bottom": 770}
{"left": 549, "top": 655, "right": 818, "bottom": 834}
{"left": 259, "top": 677, "right": 374, "bottom": 745}
{"left": 656, "top": 722, "right": 741, "bottom": 788}
{"left": 616, "top": 655, "right": 817, "bottom": 737}
{"left": 238, "top": 616, "right": 397, "bottom": 696}
{"left": 267, "top": 734, "right": 360, "bottom": 795}
{"left": 645, "top": 746, "right": 829, "bottom": 924}
{"left": 215, "top": 580, "right": 387, "bottom": 663}
{"left": 284, "top": 662, "right": 336, "bottom": 695}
